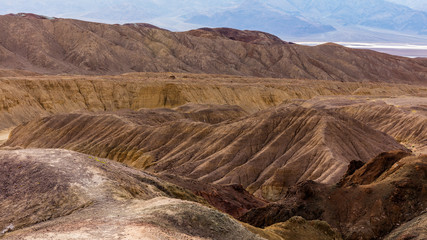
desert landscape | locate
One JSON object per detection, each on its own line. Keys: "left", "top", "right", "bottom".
{"left": 0, "top": 12, "right": 426, "bottom": 240}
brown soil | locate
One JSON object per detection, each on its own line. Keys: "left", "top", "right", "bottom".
{"left": 301, "top": 96, "right": 427, "bottom": 154}
{"left": 0, "top": 149, "right": 258, "bottom": 239}
{"left": 186, "top": 27, "right": 288, "bottom": 45}
{"left": 0, "top": 15, "right": 425, "bottom": 238}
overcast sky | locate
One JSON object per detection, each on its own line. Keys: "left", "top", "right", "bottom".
{"left": 1, "top": 0, "right": 425, "bottom": 24}
{"left": 1, "top": 0, "right": 426, "bottom": 43}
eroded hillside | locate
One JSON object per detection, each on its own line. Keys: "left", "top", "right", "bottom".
{"left": 0, "top": 149, "right": 341, "bottom": 240}
{"left": 0, "top": 14, "right": 427, "bottom": 84}
{"left": 240, "top": 151, "right": 427, "bottom": 240}
{"left": 0, "top": 72, "right": 425, "bottom": 239}
{"left": 1, "top": 72, "right": 426, "bottom": 130}
{"left": 3, "top": 102, "right": 408, "bottom": 201}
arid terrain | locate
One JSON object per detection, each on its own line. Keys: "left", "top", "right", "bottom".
{"left": 0, "top": 14, "right": 426, "bottom": 240}
{"left": 1, "top": 14, "right": 427, "bottom": 84}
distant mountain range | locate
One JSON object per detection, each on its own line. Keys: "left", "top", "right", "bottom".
{"left": 387, "top": 0, "right": 427, "bottom": 12}
{"left": 186, "top": 0, "right": 427, "bottom": 41}
{"left": 1, "top": 14, "right": 426, "bottom": 84}
{"left": 0, "top": 0, "right": 427, "bottom": 42}
{"left": 186, "top": 0, "right": 336, "bottom": 37}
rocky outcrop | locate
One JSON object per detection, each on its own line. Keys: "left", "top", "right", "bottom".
{"left": 159, "top": 173, "right": 267, "bottom": 218}
{"left": 0, "top": 14, "right": 426, "bottom": 84}
{"left": 240, "top": 151, "right": 427, "bottom": 240}
{"left": 338, "top": 150, "right": 412, "bottom": 187}
{"left": 245, "top": 216, "right": 343, "bottom": 240}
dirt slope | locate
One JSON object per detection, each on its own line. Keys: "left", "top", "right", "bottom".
{"left": 4, "top": 103, "right": 406, "bottom": 201}
{"left": 0, "top": 14, "right": 426, "bottom": 84}
{"left": 0, "top": 148, "right": 205, "bottom": 232}
{"left": 0, "top": 149, "right": 258, "bottom": 240}
{"left": 240, "top": 151, "right": 427, "bottom": 239}
{"left": 384, "top": 213, "right": 427, "bottom": 240}
{"left": 301, "top": 96, "right": 427, "bottom": 153}
{"left": 0, "top": 149, "right": 342, "bottom": 240}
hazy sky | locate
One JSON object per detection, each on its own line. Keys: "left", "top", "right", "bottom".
{"left": 1, "top": 0, "right": 425, "bottom": 23}
{"left": 0, "top": 0, "right": 242, "bottom": 29}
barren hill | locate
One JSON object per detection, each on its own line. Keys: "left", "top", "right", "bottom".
{"left": 300, "top": 96, "right": 427, "bottom": 153}
{"left": 0, "top": 149, "right": 341, "bottom": 240}
{"left": 1, "top": 73, "right": 426, "bottom": 131}
{"left": 4, "top": 103, "right": 407, "bottom": 201}
{"left": 0, "top": 14, "right": 426, "bottom": 84}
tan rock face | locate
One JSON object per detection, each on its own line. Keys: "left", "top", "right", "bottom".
{"left": 4, "top": 103, "right": 407, "bottom": 201}
{"left": 244, "top": 216, "right": 343, "bottom": 240}
{"left": 0, "top": 14, "right": 426, "bottom": 84}
{"left": 1, "top": 73, "right": 425, "bottom": 131}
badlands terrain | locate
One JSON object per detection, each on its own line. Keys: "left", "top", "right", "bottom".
{"left": 0, "top": 14, "right": 426, "bottom": 240}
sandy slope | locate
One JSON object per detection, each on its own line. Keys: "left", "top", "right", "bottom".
{"left": 0, "top": 128, "right": 12, "bottom": 145}
{"left": 0, "top": 149, "right": 262, "bottom": 240}
{"left": 4, "top": 103, "right": 407, "bottom": 201}
{"left": 0, "top": 149, "right": 341, "bottom": 240}
{"left": 240, "top": 151, "right": 427, "bottom": 240}
{"left": 300, "top": 96, "right": 427, "bottom": 155}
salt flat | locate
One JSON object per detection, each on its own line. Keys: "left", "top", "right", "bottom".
{"left": 297, "top": 42, "right": 427, "bottom": 58}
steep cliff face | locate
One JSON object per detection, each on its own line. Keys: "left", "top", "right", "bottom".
{"left": 0, "top": 14, "right": 426, "bottom": 84}
{"left": 1, "top": 73, "right": 425, "bottom": 130}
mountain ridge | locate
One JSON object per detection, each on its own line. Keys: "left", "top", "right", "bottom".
{"left": 1, "top": 0, "right": 427, "bottom": 41}
{"left": 0, "top": 14, "right": 426, "bottom": 84}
